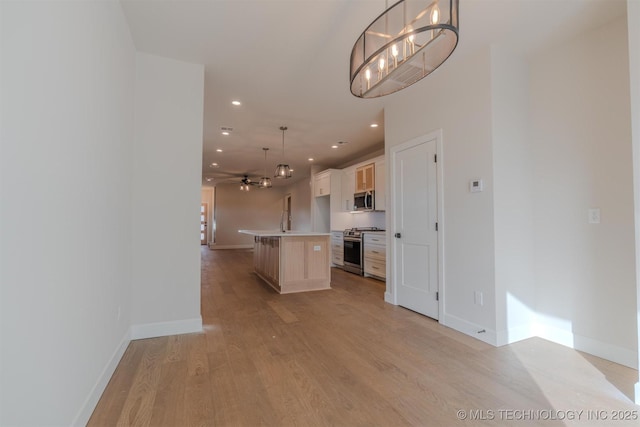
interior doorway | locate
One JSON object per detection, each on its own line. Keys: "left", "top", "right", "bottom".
{"left": 200, "top": 203, "right": 209, "bottom": 245}
{"left": 390, "top": 130, "right": 443, "bottom": 320}
{"left": 284, "top": 193, "right": 292, "bottom": 230}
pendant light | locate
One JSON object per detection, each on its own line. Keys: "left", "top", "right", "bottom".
{"left": 350, "top": 0, "right": 459, "bottom": 98}
{"left": 274, "top": 126, "right": 292, "bottom": 179}
{"left": 259, "top": 148, "right": 272, "bottom": 188}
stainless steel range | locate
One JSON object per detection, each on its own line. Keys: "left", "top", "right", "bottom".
{"left": 343, "top": 227, "right": 382, "bottom": 275}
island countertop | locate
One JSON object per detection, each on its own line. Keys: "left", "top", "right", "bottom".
{"left": 239, "top": 230, "right": 330, "bottom": 237}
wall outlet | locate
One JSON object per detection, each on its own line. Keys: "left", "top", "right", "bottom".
{"left": 313, "top": 245, "right": 321, "bottom": 251}
{"left": 588, "top": 208, "right": 601, "bottom": 224}
{"left": 474, "top": 291, "right": 484, "bottom": 306}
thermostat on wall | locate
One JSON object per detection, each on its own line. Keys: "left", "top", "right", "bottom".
{"left": 470, "top": 179, "right": 483, "bottom": 193}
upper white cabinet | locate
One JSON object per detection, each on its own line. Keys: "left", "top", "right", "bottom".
{"left": 374, "top": 158, "right": 385, "bottom": 211}
{"left": 311, "top": 169, "right": 342, "bottom": 232}
{"left": 314, "top": 170, "right": 331, "bottom": 197}
{"left": 341, "top": 167, "right": 356, "bottom": 212}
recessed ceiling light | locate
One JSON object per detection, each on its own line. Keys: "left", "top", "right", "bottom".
{"left": 216, "top": 148, "right": 223, "bottom": 152}
{"left": 370, "top": 123, "right": 378, "bottom": 128}
{"left": 206, "top": 177, "right": 214, "bottom": 182}
{"left": 232, "top": 100, "right": 241, "bottom": 106}
{"left": 308, "top": 158, "right": 314, "bottom": 162}
{"left": 209, "top": 162, "right": 219, "bottom": 168}
{"left": 331, "top": 145, "right": 339, "bottom": 149}
{"left": 221, "top": 131, "right": 230, "bottom": 136}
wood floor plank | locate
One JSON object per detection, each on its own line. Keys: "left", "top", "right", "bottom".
{"left": 89, "top": 248, "right": 639, "bottom": 426}
{"left": 114, "top": 337, "right": 167, "bottom": 427}
{"left": 147, "top": 360, "right": 187, "bottom": 427}
{"left": 87, "top": 341, "right": 145, "bottom": 426}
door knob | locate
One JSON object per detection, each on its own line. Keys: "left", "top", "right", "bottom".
{"left": 394, "top": 233, "right": 401, "bottom": 238}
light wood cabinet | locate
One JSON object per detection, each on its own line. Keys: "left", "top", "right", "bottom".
{"left": 331, "top": 231, "right": 344, "bottom": 267}
{"left": 355, "top": 163, "right": 375, "bottom": 192}
{"left": 363, "top": 233, "right": 386, "bottom": 280}
{"left": 253, "top": 234, "right": 331, "bottom": 293}
{"left": 254, "top": 237, "right": 281, "bottom": 291}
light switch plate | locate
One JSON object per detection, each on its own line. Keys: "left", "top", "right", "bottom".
{"left": 470, "top": 179, "right": 483, "bottom": 193}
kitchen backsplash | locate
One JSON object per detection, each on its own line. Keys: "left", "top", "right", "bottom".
{"left": 331, "top": 210, "right": 385, "bottom": 231}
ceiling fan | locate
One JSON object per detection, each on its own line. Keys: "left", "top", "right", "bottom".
{"left": 239, "top": 175, "right": 262, "bottom": 191}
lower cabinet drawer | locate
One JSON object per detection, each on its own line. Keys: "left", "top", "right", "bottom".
{"left": 332, "top": 254, "right": 344, "bottom": 266}
{"left": 364, "top": 258, "right": 385, "bottom": 279}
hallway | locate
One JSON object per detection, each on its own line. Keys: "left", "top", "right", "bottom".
{"left": 89, "top": 248, "right": 639, "bottom": 426}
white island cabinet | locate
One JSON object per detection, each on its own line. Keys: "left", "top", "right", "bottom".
{"left": 239, "top": 230, "right": 331, "bottom": 294}
{"left": 331, "top": 230, "right": 344, "bottom": 267}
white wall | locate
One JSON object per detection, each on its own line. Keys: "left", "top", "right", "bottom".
{"left": 0, "top": 2, "right": 135, "bottom": 425}
{"left": 131, "top": 53, "right": 204, "bottom": 336}
{"left": 287, "top": 178, "right": 312, "bottom": 231}
{"left": 213, "top": 183, "right": 287, "bottom": 247}
{"left": 627, "top": 0, "right": 640, "bottom": 402}
{"left": 490, "top": 48, "right": 536, "bottom": 344}
{"left": 383, "top": 14, "right": 637, "bottom": 367}
{"left": 384, "top": 49, "right": 498, "bottom": 340}
{"left": 529, "top": 16, "right": 637, "bottom": 366}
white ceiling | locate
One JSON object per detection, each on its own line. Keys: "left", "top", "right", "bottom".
{"left": 119, "top": 0, "right": 626, "bottom": 187}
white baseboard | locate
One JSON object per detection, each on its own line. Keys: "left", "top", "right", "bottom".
{"left": 72, "top": 329, "right": 131, "bottom": 426}
{"left": 635, "top": 382, "right": 640, "bottom": 405}
{"left": 535, "top": 322, "right": 638, "bottom": 369}
{"left": 441, "top": 312, "right": 497, "bottom": 346}
{"left": 131, "top": 317, "right": 203, "bottom": 340}
{"left": 209, "top": 244, "right": 253, "bottom": 250}
{"left": 384, "top": 291, "right": 394, "bottom": 304}
{"left": 495, "top": 323, "right": 536, "bottom": 347}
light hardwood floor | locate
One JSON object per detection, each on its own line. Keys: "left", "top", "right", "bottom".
{"left": 89, "top": 248, "right": 639, "bottom": 426}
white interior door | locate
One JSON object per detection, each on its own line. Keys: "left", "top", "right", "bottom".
{"left": 393, "top": 137, "right": 439, "bottom": 319}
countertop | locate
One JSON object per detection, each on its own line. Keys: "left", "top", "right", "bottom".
{"left": 239, "top": 230, "right": 331, "bottom": 237}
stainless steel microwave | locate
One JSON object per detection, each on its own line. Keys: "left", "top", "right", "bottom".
{"left": 353, "top": 191, "right": 374, "bottom": 211}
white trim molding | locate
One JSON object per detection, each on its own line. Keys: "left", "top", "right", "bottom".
{"left": 72, "top": 329, "right": 131, "bottom": 426}
{"left": 131, "top": 317, "right": 203, "bottom": 340}
{"left": 209, "top": 244, "right": 253, "bottom": 250}
{"left": 441, "top": 313, "right": 497, "bottom": 346}
{"left": 534, "top": 321, "right": 638, "bottom": 370}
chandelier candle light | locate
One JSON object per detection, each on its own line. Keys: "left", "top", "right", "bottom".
{"left": 259, "top": 148, "right": 273, "bottom": 188}
{"left": 350, "top": 0, "right": 459, "bottom": 98}
{"left": 274, "top": 126, "right": 292, "bottom": 178}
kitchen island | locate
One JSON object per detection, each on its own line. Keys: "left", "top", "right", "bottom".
{"left": 238, "top": 230, "right": 332, "bottom": 294}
